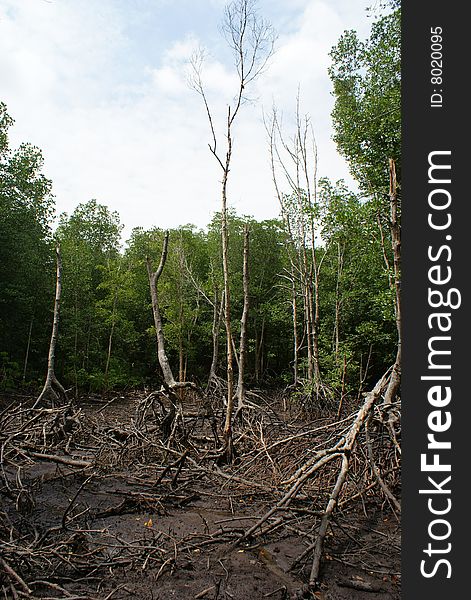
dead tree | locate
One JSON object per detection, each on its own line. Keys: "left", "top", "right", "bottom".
{"left": 33, "top": 246, "right": 67, "bottom": 409}
{"left": 190, "top": 0, "right": 275, "bottom": 461}
{"left": 146, "top": 232, "right": 181, "bottom": 436}
{"left": 383, "top": 159, "right": 401, "bottom": 407}
{"left": 104, "top": 262, "right": 122, "bottom": 391}
{"left": 267, "top": 101, "right": 325, "bottom": 400}
{"left": 146, "top": 231, "right": 176, "bottom": 388}
{"left": 235, "top": 224, "right": 250, "bottom": 418}
{"left": 208, "top": 284, "right": 225, "bottom": 391}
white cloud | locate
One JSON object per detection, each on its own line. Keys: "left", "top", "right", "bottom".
{"left": 0, "top": 0, "right": 373, "bottom": 240}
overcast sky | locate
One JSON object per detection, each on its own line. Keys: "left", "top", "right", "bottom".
{"left": 0, "top": 0, "right": 373, "bottom": 238}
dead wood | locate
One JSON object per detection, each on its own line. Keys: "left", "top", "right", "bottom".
{"left": 232, "top": 369, "right": 395, "bottom": 590}
{"left": 27, "top": 452, "right": 92, "bottom": 469}
{"left": 0, "top": 368, "right": 399, "bottom": 598}
{"left": 33, "top": 247, "right": 67, "bottom": 409}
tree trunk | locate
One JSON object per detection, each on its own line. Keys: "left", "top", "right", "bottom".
{"left": 291, "top": 269, "right": 299, "bottom": 387}
{"left": 384, "top": 159, "right": 401, "bottom": 406}
{"left": 33, "top": 246, "right": 67, "bottom": 408}
{"left": 254, "top": 316, "right": 265, "bottom": 385}
{"left": 22, "top": 314, "right": 34, "bottom": 383}
{"left": 191, "top": 2, "right": 274, "bottom": 462}
{"left": 83, "top": 312, "right": 92, "bottom": 372}
{"left": 208, "top": 285, "right": 224, "bottom": 388}
{"left": 146, "top": 231, "right": 176, "bottom": 387}
{"left": 303, "top": 279, "right": 314, "bottom": 383}
{"left": 312, "top": 271, "right": 321, "bottom": 398}
{"left": 104, "top": 285, "right": 118, "bottom": 391}
{"left": 73, "top": 290, "right": 79, "bottom": 397}
{"left": 219, "top": 107, "right": 236, "bottom": 461}
{"left": 236, "top": 224, "right": 250, "bottom": 417}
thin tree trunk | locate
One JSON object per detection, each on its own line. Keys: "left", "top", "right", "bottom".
{"left": 178, "top": 294, "right": 185, "bottom": 385}
{"left": 337, "top": 354, "right": 347, "bottom": 418}
{"left": 236, "top": 224, "right": 250, "bottom": 417}
{"left": 179, "top": 337, "right": 184, "bottom": 384}
{"left": 83, "top": 312, "right": 92, "bottom": 371}
{"left": 33, "top": 246, "right": 67, "bottom": 408}
{"left": 22, "top": 314, "right": 34, "bottom": 383}
{"left": 146, "top": 231, "right": 176, "bottom": 387}
{"left": 190, "top": 1, "right": 274, "bottom": 462}
{"left": 310, "top": 227, "right": 325, "bottom": 402}
{"left": 255, "top": 316, "right": 265, "bottom": 384}
{"left": 312, "top": 271, "right": 321, "bottom": 397}
{"left": 73, "top": 290, "right": 79, "bottom": 397}
{"left": 303, "top": 279, "right": 314, "bottom": 383}
{"left": 208, "top": 285, "right": 224, "bottom": 388}
{"left": 178, "top": 247, "right": 185, "bottom": 390}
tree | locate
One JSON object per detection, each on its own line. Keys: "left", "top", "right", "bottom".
{"left": 235, "top": 223, "right": 250, "bottom": 416}
{"left": 33, "top": 246, "right": 67, "bottom": 408}
{"left": 56, "top": 200, "right": 122, "bottom": 393}
{"left": 267, "top": 100, "right": 325, "bottom": 400}
{"left": 146, "top": 231, "right": 176, "bottom": 387}
{"left": 329, "top": 4, "right": 401, "bottom": 403}
{"left": 190, "top": 0, "right": 275, "bottom": 460}
{"left": 329, "top": 4, "right": 400, "bottom": 195}
{"left": 0, "top": 103, "right": 55, "bottom": 389}
{"left": 96, "top": 257, "right": 140, "bottom": 391}
{"left": 317, "top": 178, "right": 396, "bottom": 396}
{"left": 160, "top": 226, "right": 211, "bottom": 385}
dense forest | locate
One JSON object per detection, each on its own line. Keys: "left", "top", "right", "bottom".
{"left": 0, "top": 2, "right": 401, "bottom": 599}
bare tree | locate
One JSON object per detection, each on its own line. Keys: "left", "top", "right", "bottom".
{"left": 267, "top": 99, "right": 325, "bottom": 400}
{"left": 190, "top": 0, "right": 275, "bottom": 461}
{"left": 33, "top": 246, "right": 67, "bottom": 409}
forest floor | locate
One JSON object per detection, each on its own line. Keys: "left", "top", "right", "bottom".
{"left": 0, "top": 392, "right": 401, "bottom": 600}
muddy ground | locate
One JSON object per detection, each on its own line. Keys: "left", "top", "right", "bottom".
{"left": 1, "top": 393, "right": 400, "bottom": 599}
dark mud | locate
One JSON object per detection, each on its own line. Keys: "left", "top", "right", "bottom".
{"left": 1, "top": 394, "right": 400, "bottom": 599}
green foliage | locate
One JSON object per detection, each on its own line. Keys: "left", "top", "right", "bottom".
{"left": 329, "top": 5, "right": 400, "bottom": 194}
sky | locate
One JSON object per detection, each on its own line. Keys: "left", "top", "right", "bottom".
{"left": 0, "top": 0, "right": 374, "bottom": 239}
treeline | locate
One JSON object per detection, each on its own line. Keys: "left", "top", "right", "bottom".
{"left": 0, "top": 4, "right": 400, "bottom": 404}
{"left": 0, "top": 141, "right": 397, "bottom": 398}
